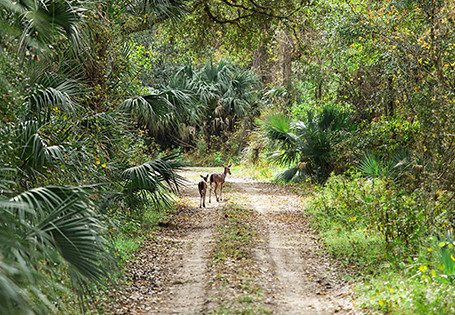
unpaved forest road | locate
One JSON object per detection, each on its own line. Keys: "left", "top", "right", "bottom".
{"left": 112, "top": 167, "right": 361, "bottom": 314}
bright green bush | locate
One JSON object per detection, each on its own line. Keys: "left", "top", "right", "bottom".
{"left": 308, "top": 174, "right": 451, "bottom": 265}
{"left": 308, "top": 173, "right": 455, "bottom": 313}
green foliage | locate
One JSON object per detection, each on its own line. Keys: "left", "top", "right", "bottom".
{"left": 155, "top": 0, "right": 305, "bottom": 63}
{"left": 123, "top": 55, "right": 260, "bottom": 156}
{"left": 0, "top": 184, "right": 115, "bottom": 315}
{"left": 358, "top": 151, "right": 411, "bottom": 181}
{"left": 263, "top": 105, "right": 354, "bottom": 183}
{"left": 114, "top": 235, "right": 144, "bottom": 264}
{"left": 309, "top": 174, "right": 450, "bottom": 265}
{"left": 307, "top": 171, "right": 455, "bottom": 313}
{"left": 0, "top": 0, "right": 190, "bottom": 312}
{"left": 356, "top": 270, "right": 455, "bottom": 314}
{"left": 120, "top": 152, "right": 185, "bottom": 208}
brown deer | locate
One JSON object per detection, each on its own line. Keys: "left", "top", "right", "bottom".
{"left": 209, "top": 165, "right": 231, "bottom": 203}
{"left": 198, "top": 174, "right": 209, "bottom": 208}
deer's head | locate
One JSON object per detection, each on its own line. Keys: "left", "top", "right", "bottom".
{"left": 223, "top": 165, "right": 232, "bottom": 175}
{"left": 200, "top": 174, "right": 209, "bottom": 182}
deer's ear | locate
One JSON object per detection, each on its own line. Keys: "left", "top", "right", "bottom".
{"left": 228, "top": 164, "right": 232, "bottom": 167}
{"left": 200, "top": 175, "right": 204, "bottom": 179}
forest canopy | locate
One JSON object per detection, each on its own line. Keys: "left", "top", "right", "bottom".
{"left": 1, "top": 0, "right": 455, "bottom": 313}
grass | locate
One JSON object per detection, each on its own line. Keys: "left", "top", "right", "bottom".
{"left": 235, "top": 161, "right": 286, "bottom": 181}
{"left": 208, "top": 203, "right": 271, "bottom": 314}
{"left": 211, "top": 205, "right": 258, "bottom": 266}
{"left": 356, "top": 270, "right": 455, "bottom": 314}
{"left": 113, "top": 236, "right": 144, "bottom": 263}
{"left": 321, "top": 228, "right": 387, "bottom": 274}
{"left": 303, "top": 174, "right": 455, "bottom": 314}
{"left": 112, "top": 205, "right": 169, "bottom": 261}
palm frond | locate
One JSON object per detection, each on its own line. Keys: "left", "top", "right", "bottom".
{"left": 0, "top": 185, "right": 115, "bottom": 314}
{"left": 318, "top": 105, "right": 353, "bottom": 132}
{"left": 262, "top": 113, "right": 298, "bottom": 148}
{"left": 269, "top": 147, "right": 300, "bottom": 166}
{"left": 19, "top": 0, "right": 85, "bottom": 53}
{"left": 275, "top": 166, "right": 307, "bottom": 183}
{"left": 359, "top": 151, "right": 411, "bottom": 180}
{"left": 0, "top": 199, "right": 54, "bottom": 315}
{"left": 11, "top": 186, "right": 115, "bottom": 285}
{"left": 298, "top": 129, "right": 332, "bottom": 161}
{"left": 120, "top": 91, "right": 172, "bottom": 130}
{"left": 13, "top": 121, "right": 65, "bottom": 177}
{"left": 160, "top": 87, "right": 199, "bottom": 123}
{"left": 10, "top": 185, "right": 79, "bottom": 219}
{"left": 122, "top": 152, "right": 185, "bottom": 197}
{"left": 194, "top": 82, "right": 218, "bottom": 106}
{"left": 27, "top": 72, "right": 81, "bottom": 118}
{"left": 262, "top": 105, "right": 353, "bottom": 183}
{"left": 358, "top": 151, "right": 396, "bottom": 179}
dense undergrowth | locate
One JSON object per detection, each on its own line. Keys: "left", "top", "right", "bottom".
{"left": 305, "top": 174, "right": 455, "bottom": 314}
{"left": 2, "top": 0, "right": 455, "bottom": 313}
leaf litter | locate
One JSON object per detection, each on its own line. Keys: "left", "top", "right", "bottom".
{"left": 102, "top": 167, "right": 362, "bottom": 314}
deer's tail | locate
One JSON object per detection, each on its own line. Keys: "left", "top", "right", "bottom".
{"left": 209, "top": 174, "right": 214, "bottom": 185}
{"left": 198, "top": 181, "right": 204, "bottom": 194}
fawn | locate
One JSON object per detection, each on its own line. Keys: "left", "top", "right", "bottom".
{"left": 209, "top": 165, "right": 231, "bottom": 203}
{"left": 198, "top": 174, "right": 209, "bottom": 208}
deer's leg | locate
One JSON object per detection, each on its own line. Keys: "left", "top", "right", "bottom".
{"left": 214, "top": 183, "right": 219, "bottom": 202}
{"left": 209, "top": 184, "right": 212, "bottom": 203}
{"left": 219, "top": 183, "right": 223, "bottom": 201}
{"left": 202, "top": 193, "right": 206, "bottom": 207}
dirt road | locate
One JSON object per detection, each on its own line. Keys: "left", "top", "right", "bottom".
{"left": 112, "top": 167, "right": 360, "bottom": 314}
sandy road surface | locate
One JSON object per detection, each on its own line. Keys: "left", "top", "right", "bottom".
{"left": 112, "top": 167, "right": 360, "bottom": 314}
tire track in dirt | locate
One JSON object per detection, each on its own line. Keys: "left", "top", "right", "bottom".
{"left": 118, "top": 168, "right": 359, "bottom": 314}
{"left": 228, "top": 176, "right": 359, "bottom": 314}
{"left": 150, "top": 213, "right": 213, "bottom": 314}
{"left": 145, "top": 171, "right": 224, "bottom": 315}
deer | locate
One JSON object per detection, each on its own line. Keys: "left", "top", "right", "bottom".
{"left": 209, "top": 165, "right": 231, "bottom": 203}
{"left": 198, "top": 174, "right": 209, "bottom": 208}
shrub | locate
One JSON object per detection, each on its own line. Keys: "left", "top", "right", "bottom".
{"left": 308, "top": 174, "right": 451, "bottom": 266}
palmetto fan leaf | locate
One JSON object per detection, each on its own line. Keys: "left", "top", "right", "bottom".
{"left": 0, "top": 186, "right": 114, "bottom": 314}
{"left": 38, "top": 201, "right": 111, "bottom": 284}
{"left": 122, "top": 154, "right": 185, "bottom": 193}
{"left": 11, "top": 186, "right": 114, "bottom": 284}
{"left": 318, "top": 105, "right": 352, "bottom": 131}
{"left": 358, "top": 151, "right": 410, "bottom": 180}
{"left": 167, "top": 73, "right": 204, "bottom": 123}
{"left": 263, "top": 113, "right": 298, "bottom": 148}
{"left": 263, "top": 106, "right": 353, "bottom": 183}
{"left": 161, "top": 59, "right": 259, "bottom": 141}
{"left": 19, "top": 0, "right": 85, "bottom": 52}
{"left": 121, "top": 89, "right": 173, "bottom": 131}
{"left": 199, "top": 59, "right": 233, "bottom": 83}
{"left": 14, "top": 121, "right": 66, "bottom": 176}
{"left": 160, "top": 87, "right": 199, "bottom": 123}
{"left": 193, "top": 81, "right": 218, "bottom": 107}
{"left": 10, "top": 185, "right": 82, "bottom": 219}
{"left": 275, "top": 166, "right": 307, "bottom": 183}
{"left": 298, "top": 128, "right": 332, "bottom": 162}
{"left": 27, "top": 71, "right": 81, "bottom": 118}
{"left": 0, "top": 199, "right": 55, "bottom": 315}
{"left": 122, "top": 152, "right": 185, "bottom": 206}
{"left": 269, "top": 147, "right": 300, "bottom": 166}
